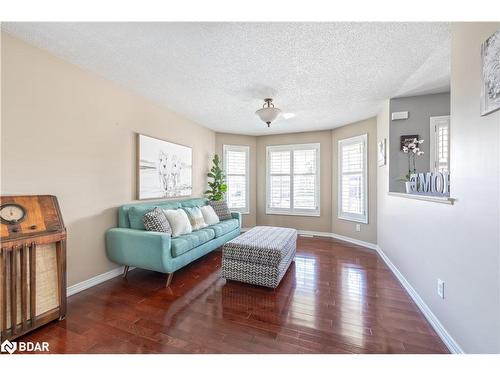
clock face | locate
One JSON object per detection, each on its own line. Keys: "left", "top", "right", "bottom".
{"left": 0, "top": 203, "right": 26, "bottom": 224}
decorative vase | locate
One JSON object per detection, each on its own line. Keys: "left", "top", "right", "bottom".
{"left": 405, "top": 181, "right": 412, "bottom": 193}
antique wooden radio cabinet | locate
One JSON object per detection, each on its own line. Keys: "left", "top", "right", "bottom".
{"left": 0, "top": 195, "right": 67, "bottom": 341}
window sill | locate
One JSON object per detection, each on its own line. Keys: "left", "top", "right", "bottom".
{"left": 265, "top": 210, "right": 321, "bottom": 217}
{"left": 388, "top": 192, "right": 455, "bottom": 205}
{"left": 338, "top": 215, "right": 368, "bottom": 224}
{"left": 230, "top": 210, "right": 250, "bottom": 215}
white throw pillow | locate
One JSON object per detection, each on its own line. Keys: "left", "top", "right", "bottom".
{"left": 163, "top": 209, "right": 192, "bottom": 237}
{"left": 200, "top": 205, "right": 220, "bottom": 225}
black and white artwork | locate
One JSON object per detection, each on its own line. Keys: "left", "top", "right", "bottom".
{"left": 481, "top": 30, "right": 500, "bottom": 116}
{"left": 138, "top": 134, "right": 192, "bottom": 200}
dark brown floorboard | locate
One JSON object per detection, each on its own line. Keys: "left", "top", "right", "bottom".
{"left": 17, "top": 236, "right": 449, "bottom": 354}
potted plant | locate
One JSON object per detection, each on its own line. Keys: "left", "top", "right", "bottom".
{"left": 205, "top": 154, "right": 227, "bottom": 201}
{"left": 401, "top": 138, "right": 424, "bottom": 193}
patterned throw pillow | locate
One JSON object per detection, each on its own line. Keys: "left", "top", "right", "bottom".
{"left": 208, "top": 200, "right": 232, "bottom": 221}
{"left": 143, "top": 207, "right": 172, "bottom": 234}
{"left": 183, "top": 207, "right": 208, "bottom": 231}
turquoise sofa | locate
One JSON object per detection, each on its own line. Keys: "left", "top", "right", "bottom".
{"left": 105, "top": 198, "right": 241, "bottom": 286}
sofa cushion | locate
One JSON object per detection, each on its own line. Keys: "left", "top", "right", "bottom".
{"left": 143, "top": 207, "right": 172, "bottom": 233}
{"left": 209, "top": 219, "right": 239, "bottom": 238}
{"left": 171, "top": 228, "right": 216, "bottom": 257}
{"left": 128, "top": 202, "right": 181, "bottom": 230}
{"left": 200, "top": 205, "right": 220, "bottom": 225}
{"left": 164, "top": 209, "right": 192, "bottom": 237}
{"left": 208, "top": 200, "right": 232, "bottom": 221}
{"left": 183, "top": 207, "right": 208, "bottom": 231}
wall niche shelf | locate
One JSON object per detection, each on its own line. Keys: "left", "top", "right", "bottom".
{"left": 388, "top": 192, "right": 455, "bottom": 205}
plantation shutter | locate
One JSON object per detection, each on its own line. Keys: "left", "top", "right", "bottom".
{"left": 223, "top": 145, "right": 249, "bottom": 213}
{"left": 267, "top": 144, "right": 320, "bottom": 215}
{"left": 437, "top": 122, "right": 449, "bottom": 173}
{"left": 293, "top": 149, "right": 317, "bottom": 210}
{"left": 338, "top": 135, "right": 368, "bottom": 223}
{"left": 269, "top": 150, "right": 291, "bottom": 209}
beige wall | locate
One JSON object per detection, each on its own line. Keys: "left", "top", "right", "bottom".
{"left": 332, "top": 117, "right": 377, "bottom": 244}
{"left": 216, "top": 122, "right": 378, "bottom": 243}
{"left": 215, "top": 133, "right": 257, "bottom": 228}
{"left": 255, "top": 130, "right": 333, "bottom": 232}
{"left": 377, "top": 23, "right": 500, "bottom": 353}
{"left": 1, "top": 33, "right": 216, "bottom": 286}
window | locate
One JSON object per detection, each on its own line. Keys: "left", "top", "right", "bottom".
{"left": 338, "top": 134, "right": 368, "bottom": 223}
{"left": 430, "top": 116, "right": 450, "bottom": 173}
{"left": 266, "top": 143, "right": 320, "bottom": 216}
{"left": 223, "top": 144, "right": 249, "bottom": 213}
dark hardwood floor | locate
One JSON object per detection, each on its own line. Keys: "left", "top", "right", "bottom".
{"left": 21, "top": 236, "right": 449, "bottom": 354}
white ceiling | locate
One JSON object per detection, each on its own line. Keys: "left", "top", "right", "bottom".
{"left": 2, "top": 22, "right": 450, "bottom": 135}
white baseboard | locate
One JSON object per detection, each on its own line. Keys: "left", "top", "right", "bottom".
{"left": 241, "top": 227, "right": 377, "bottom": 250}
{"left": 67, "top": 265, "right": 133, "bottom": 297}
{"left": 298, "top": 230, "right": 378, "bottom": 250}
{"left": 376, "top": 245, "right": 464, "bottom": 354}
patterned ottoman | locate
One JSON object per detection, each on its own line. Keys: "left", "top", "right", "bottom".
{"left": 221, "top": 226, "right": 297, "bottom": 288}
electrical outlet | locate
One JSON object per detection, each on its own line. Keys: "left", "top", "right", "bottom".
{"left": 355, "top": 224, "right": 361, "bottom": 232}
{"left": 437, "top": 279, "right": 445, "bottom": 299}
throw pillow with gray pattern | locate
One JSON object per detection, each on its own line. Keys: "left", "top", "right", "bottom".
{"left": 208, "top": 200, "right": 232, "bottom": 221}
{"left": 143, "top": 207, "right": 172, "bottom": 234}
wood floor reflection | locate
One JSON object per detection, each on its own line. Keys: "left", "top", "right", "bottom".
{"left": 20, "top": 236, "right": 449, "bottom": 353}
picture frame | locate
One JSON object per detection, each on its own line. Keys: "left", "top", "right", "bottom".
{"left": 378, "top": 138, "right": 386, "bottom": 166}
{"left": 480, "top": 30, "right": 500, "bottom": 116}
{"left": 137, "top": 133, "right": 193, "bottom": 200}
{"left": 400, "top": 134, "right": 419, "bottom": 151}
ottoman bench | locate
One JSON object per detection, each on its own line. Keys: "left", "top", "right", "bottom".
{"left": 221, "top": 226, "right": 297, "bottom": 288}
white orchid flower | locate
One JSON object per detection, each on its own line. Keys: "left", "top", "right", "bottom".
{"left": 417, "top": 151, "right": 424, "bottom": 155}
{"left": 418, "top": 139, "right": 424, "bottom": 144}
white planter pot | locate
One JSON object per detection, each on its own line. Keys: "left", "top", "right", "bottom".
{"left": 405, "top": 181, "right": 412, "bottom": 193}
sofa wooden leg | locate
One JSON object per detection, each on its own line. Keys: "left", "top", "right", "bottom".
{"left": 166, "top": 273, "right": 174, "bottom": 287}
{"left": 123, "top": 265, "right": 130, "bottom": 278}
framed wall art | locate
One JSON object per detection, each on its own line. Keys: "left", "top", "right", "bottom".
{"left": 137, "top": 134, "right": 192, "bottom": 200}
{"left": 481, "top": 30, "right": 500, "bottom": 116}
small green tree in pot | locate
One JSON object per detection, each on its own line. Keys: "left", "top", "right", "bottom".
{"left": 205, "top": 154, "right": 227, "bottom": 201}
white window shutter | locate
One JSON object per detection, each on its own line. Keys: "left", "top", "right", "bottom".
{"left": 223, "top": 145, "right": 249, "bottom": 213}
{"left": 338, "top": 135, "right": 368, "bottom": 223}
{"left": 266, "top": 144, "right": 320, "bottom": 216}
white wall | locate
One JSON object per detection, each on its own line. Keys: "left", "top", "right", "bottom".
{"left": 377, "top": 23, "right": 500, "bottom": 353}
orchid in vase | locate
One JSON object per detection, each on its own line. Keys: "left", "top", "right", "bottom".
{"left": 401, "top": 137, "right": 425, "bottom": 182}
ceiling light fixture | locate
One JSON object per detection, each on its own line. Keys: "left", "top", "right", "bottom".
{"left": 255, "top": 98, "right": 281, "bottom": 127}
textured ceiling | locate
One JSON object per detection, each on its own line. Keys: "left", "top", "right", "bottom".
{"left": 2, "top": 22, "right": 450, "bottom": 135}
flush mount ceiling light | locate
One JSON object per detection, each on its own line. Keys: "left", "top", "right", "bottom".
{"left": 255, "top": 98, "right": 281, "bottom": 127}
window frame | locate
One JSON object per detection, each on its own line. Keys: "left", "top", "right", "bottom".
{"left": 338, "top": 134, "right": 368, "bottom": 224}
{"left": 266, "top": 143, "right": 321, "bottom": 217}
{"left": 223, "top": 144, "right": 250, "bottom": 214}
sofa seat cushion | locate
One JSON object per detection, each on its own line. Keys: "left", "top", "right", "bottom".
{"left": 209, "top": 219, "right": 239, "bottom": 238}
{"left": 171, "top": 228, "right": 216, "bottom": 257}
